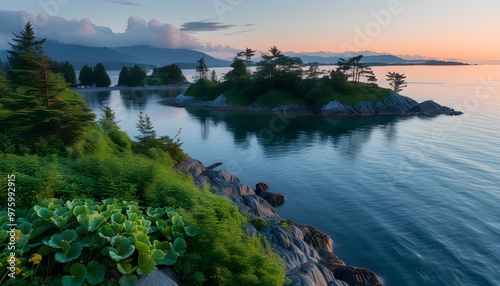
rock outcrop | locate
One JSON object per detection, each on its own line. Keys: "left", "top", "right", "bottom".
{"left": 167, "top": 91, "right": 462, "bottom": 118}
{"left": 175, "top": 158, "right": 384, "bottom": 286}
{"left": 256, "top": 182, "right": 287, "bottom": 207}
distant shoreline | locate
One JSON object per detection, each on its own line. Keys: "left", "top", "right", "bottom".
{"left": 71, "top": 84, "right": 190, "bottom": 93}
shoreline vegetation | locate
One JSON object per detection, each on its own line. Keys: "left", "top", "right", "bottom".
{"left": 0, "top": 23, "right": 461, "bottom": 285}
{"left": 160, "top": 47, "right": 462, "bottom": 118}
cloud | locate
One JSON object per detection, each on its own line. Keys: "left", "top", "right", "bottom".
{"left": 0, "top": 10, "right": 238, "bottom": 55}
{"left": 105, "top": 0, "right": 141, "bottom": 7}
{"left": 180, "top": 21, "right": 236, "bottom": 32}
{"left": 225, "top": 29, "right": 253, "bottom": 36}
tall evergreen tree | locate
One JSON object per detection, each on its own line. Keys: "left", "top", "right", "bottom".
{"left": 7, "top": 22, "right": 46, "bottom": 87}
{"left": 128, "top": 65, "right": 146, "bottom": 87}
{"left": 195, "top": 58, "right": 208, "bottom": 81}
{"left": 79, "top": 65, "right": 94, "bottom": 86}
{"left": 94, "top": 62, "right": 111, "bottom": 87}
{"left": 61, "top": 61, "right": 77, "bottom": 86}
{"left": 117, "top": 65, "right": 130, "bottom": 86}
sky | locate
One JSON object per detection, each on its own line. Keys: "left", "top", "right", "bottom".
{"left": 0, "top": 0, "right": 499, "bottom": 62}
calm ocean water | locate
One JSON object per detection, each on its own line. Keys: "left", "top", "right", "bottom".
{"left": 82, "top": 65, "right": 500, "bottom": 286}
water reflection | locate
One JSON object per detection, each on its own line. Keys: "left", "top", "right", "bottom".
{"left": 185, "top": 108, "right": 406, "bottom": 158}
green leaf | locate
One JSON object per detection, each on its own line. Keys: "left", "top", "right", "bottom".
{"left": 173, "top": 237, "right": 187, "bottom": 254}
{"left": 156, "top": 250, "right": 179, "bottom": 266}
{"left": 60, "top": 240, "right": 71, "bottom": 253}
{"left": 172, "top": 215, "right": 185, "bottom": 228}
{"left": 38, "top": 245, "right": 53, "bottom": 256}
{"left": 151, "top": 249, "right": 165, "bottom": 260}
{"left": 184, "top": 225, "right": 201, "bottom": 237}
{"left": 160, "top": 226, "right": 173, "bottom": 239}
{"left": 117, "top": 261, "right": 135, "bottom": 275}
{"left": 18, "top": 221, "right": 32, "bottom": 234}
{"left": 72, "top": 205, "right": 89, "bottom": 217}
{"left": 135, "top": 240, "right": 150, "bottom": 254}
{"left": 55, "top": 242, "right": 83, "bottom": 263}
{"left": 109, "top": 237, "right": 135, "bottom": 261}
{"left": 119, "top": 274, "right": 137, "bottom": 286}
{"left": 61, "top": 263, "right": 86, "bottom": 286}
{"left": 123, "top": 220, "right": 137, "bottom": 233}
{"left": 99, "top": 224, "right": 116, "bottom": 237}
{"left": 46, "top": 230, "right": 78, "bottom": 248}
{"left": 154, "top": 241, "right": 171, "bottom": 251}
{"left": 36, "top": 207, "right": 53, "bottom": 220}
{"left": 111, "top": 213, "right": 127, "bottom": 224}
{"left": 137, "top": 253, "right": 157, "bottom": 275}
{"left": 86, "top": 261, "right": 105, "bottom": 284}
{"left": 88, "top": 214, "right": 106, "bottom": 232}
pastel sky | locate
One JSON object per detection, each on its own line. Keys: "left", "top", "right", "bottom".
{"left": 0, "top": 0, "right": 498, "bottom": 61}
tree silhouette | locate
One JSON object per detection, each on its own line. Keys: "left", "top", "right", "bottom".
{"left": 94, "top": 62, "right": 111, "bottom": 87}
{"left": 195, "top": 58, "right": 208, "bottom": 81}
{"left": 78, "top": 65, "right": 94, "bottom": 86}
{"left": 118, "top": 66, "right": 130, "bottom": 86}
{"left": 386, "top": 71, "right": 407, "bottom": 92}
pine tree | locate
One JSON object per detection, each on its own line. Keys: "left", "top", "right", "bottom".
{"left": 79, "top": 65, "right": 94, "bottom": 86}
{"left": 61, "top": 61, "right": 77, "bottom": 87}
{"left": 7, "top": 22, "right": 46, "bottom": 87}
{"left": 118, "top": 65, "right": 130, "bottom": 86}
{"left": 386, "top": 72, "right": 407, "bottom": 93}
{"left": 94, "top": 62, "right": 111, "bottom": 87}
{"left": 135, "top": 112, "right": 156, "bottom": 140}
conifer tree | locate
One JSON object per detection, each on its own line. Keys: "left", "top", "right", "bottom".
{"left": 94, "top": 62, "right": 111, "bottom": 87}
{"left": 118, "top": 65, "right": 130, "bottom": 86}
{"left": 79, "top": 65, "right": 94, "bottom": 86}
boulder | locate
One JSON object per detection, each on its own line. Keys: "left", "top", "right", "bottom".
{"left": 409, "top": 100, "right": 463, "bottom": 116}
{"left": 255, "top": 182, "right": 287, "bottom": 207}
{"left": 379, "top": 91, "right": 419, "bottom": 114}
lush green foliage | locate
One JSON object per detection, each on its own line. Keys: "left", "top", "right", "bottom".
{"left": 186, "top": 47, "right": 391, "bottom": 108}
{"left": 151, "top": 64, "right": 185, "bottom": 85}
{"left": 0, "top": 198, "right": 200, "bottom": 285}
{"left": 50, "top": 60, "right": 77, "bottom": 87}
{"left": 0, "top": 26, "right": 286, "bottom": 286}
{"left": 118, "top": 65, "right": 147, "bottom": 87}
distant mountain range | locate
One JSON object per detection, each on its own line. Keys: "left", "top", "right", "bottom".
{"left": 0, "top": 41, "right": 467, "bottom": 70}
{"left": 0, "top": 41, "right": 231, "bottom": 69}
{"left": 288, "top": 52, "right": 468, "bottom": 66}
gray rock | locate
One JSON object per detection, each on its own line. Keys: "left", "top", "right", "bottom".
{"left": 255, "top": 182, "right": 287, "bottom": 206}
{"left": 409, "top": 100, "right": 463, "bottom": 116}
{"left": 137, "top": 267, "right": 180, "bottom": 286}
{"left": 175, "top": 158, "right": 384, "bottom": 286}
{"left": 209, "top": 95, "right": 238, "bottom": 108}
{"left": 320, "top": 100, "right": 350, "bottom": 117}
{"left": 379, "top": 91, "right": 419, "bottom": 114}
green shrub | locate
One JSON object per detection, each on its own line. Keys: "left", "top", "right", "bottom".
{"left": 0, "top": 198, "right": 200, "bottom": 285}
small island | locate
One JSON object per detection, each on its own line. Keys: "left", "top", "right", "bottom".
{"left": 165, "top": 47, "right": 462, "bottom": 117}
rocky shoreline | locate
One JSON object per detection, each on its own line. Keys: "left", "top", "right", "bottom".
{"left": 174, "top": 158, "right": 384, "bottom": 286}
{"left": 162, "top": 91, "right": 463, "bottom": 117}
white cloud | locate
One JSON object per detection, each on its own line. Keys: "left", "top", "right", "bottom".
{"left": 0, "top": 10, "right": 238, "bottom": 54}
